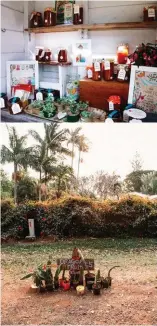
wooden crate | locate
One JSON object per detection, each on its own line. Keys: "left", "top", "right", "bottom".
{"left": 80, "top": 79, "right": 129, "bottom": 110}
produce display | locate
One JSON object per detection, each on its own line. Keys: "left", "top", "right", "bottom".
{"left": 21, "top": 248, "right": 120, "bottom": 296}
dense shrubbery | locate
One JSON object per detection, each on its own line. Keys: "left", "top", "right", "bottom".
{"left": 1, "top": 196, "right": 157, "bottom": 240}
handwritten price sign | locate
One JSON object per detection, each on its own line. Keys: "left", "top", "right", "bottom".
{"left": 57, "top": 258, "right": 94, "bottom": 271}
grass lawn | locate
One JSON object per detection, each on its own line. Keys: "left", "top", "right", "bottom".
{"left": 1, "top": 238, "right": 157, "bottom": 325}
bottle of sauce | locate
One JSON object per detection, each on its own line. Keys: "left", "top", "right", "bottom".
{"left": 93, "top": 60, "right": 102, "bottom": 81}
{"left": 44, "top": 8, "right": 56, "bottom": 27}
{"left": 117, "top": 44, "right": 129, "bottom": 64}
{"left": 73, "top": 4, "right": 83, "bottom": 24}
{"left": 103, "top": 59, "right": 114, "bottom": 81}
{"left": 58, "top": 48, "right": 67, "bottom": 63}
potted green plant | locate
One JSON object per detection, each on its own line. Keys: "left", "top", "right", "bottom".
{"left": 80, "top": 110, "right": 92, "bottom": 122}
{"left": 54, "top": 98, "right": 64, "bottom": 112}
{"left": 78, "top": 101, "right": 89, "bottom": 111}
{"left": 67, "top": 103, "right": 80, "bottom": 122}
{"left": 40, "top": 97, "right": 57, "bottom": 119}
{"left": 92, "top": 273, "right": 101, "bottom": 295}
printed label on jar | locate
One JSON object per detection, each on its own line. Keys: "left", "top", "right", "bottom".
{"left": 148, "top": 8, "right": 155, "bottom": 17}
{"left": 45, "top": 19, "right": 48, "bottom": 23}
{"left": 0, "top": 98, "right": 5, "bottom": 108}
{"left": 74, "top": 5, "right": 79, "bottom": 14}
{"left": 34, "top": 22, "right": 37, "bottom": 26}
{"left": 118, "top": 69, "right": 126, "bottom": 80}
{"left": 88, "top": 69, "right": 93, "bottom": 78}
{"left": 104, "top": 61, "right": 110, "bottom": 70}
{"left": 60, "top": 56, "right": 63, "bottom": 60}
{"left": 12, "top": 103, "right": 21, "bottom": 114}
{"left": 46, "top": 56, "right": 49, "bottom": 60}
{"left": 36, "top": 92, "right": 43, "bottom": 101}
{"left": 109, "top": 101, "right": 114, "bottom": 111}
{"left": 94, "top": 61, "right": 100, "bottom": 72}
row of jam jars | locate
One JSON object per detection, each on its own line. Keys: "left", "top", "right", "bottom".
{"left": 73, "top": 4, "right": 83, "bottom": 24}
{"left": 143, "top": 6, "right": 157, "bottom": 21}
{"left": 30, "top": 12, "right": 43, "bottom": 28}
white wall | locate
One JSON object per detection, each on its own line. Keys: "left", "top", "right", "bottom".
{"left": 0, "top": 1, "right": 25, "bottom": 92}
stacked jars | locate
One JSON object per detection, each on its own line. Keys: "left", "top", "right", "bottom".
{"left": 73, "top": 4, "right": 83, "bottom": 24}
{"left": 30, "top": 12, "right": 43, "bottom": 28}
{"left": 44, "top": 8, "right": 56, "bottom": 26}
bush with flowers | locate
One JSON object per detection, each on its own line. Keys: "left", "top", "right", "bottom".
{"left": 129, "top": 43, "right": 157, "bottom": 67}
{"left": 1, "top": 196, "right": 157, "bottom": 240}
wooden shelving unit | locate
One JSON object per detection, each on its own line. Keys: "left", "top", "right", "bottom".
{"left": 39, "top": 61, "right": 72, "bottom": 66}
{"left": 25, "top": 21, "right": 157, "bottom": 34}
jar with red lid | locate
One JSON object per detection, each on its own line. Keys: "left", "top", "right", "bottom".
{"left": 44, "top": 8, "right": 56, "bottom": 27}
{"left": 117, "top": 44, "right": 129, "bottom": 64}
{"left": 143, "top": 6, "right": 156, "bottom": 21}
{"left": 30, "top": 12, "right": 43, "bottom": 28}
{"left": 93, "top": 60, "right": 102, "bottom": 81}
{"left": 117, "top": 64, "right": 130, "bottom": 82}
{"left": 107, "top": 96, "right": 121, "bottom": 111}
{"left": 58, "top": 48, "right": 67, "bottom": 63}
{"left": 73, "top": 5, "right": 83, "bottom": 24}
{"left": 43, "top": 49, "right": 52, "bottom": 62}
{"left": 103, "top": 59, "right": 114, "bottom": 81}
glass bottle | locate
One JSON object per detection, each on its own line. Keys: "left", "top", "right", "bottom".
{"left": 58, "top": 48, "right": 67, "bottom": 63}
{"left": 73, "top": 5, "right": 83, "bottom": 25}
{"left": 30, "top": 12, "right": 43, "bottom": 28}
{"left": 44, "top": 8, "right": 56, "bottom": 27}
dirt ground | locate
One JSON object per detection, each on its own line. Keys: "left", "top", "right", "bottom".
{"left": 1, "top": 238, "right": 157, "bottom": 325}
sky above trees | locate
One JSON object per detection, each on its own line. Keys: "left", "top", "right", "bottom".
{"left": 1, "top": 123, "right": 157, "bottom": 179}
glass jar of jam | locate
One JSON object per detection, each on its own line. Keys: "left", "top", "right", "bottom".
{"left": 93, "top": 60, "right": 102, "bottom": 81}
{"left": 8, "top": 97, "right": 23, "bottom": 114}
{"left": 73, "top": 5, "right": 83, "bottom": 24}
{"left": 117, "top": 44, "right": 129, "bottom": 64}
{"left": 103, "top": 59, "right": 114, "bottom": 81}
{"left": 86, "top": 66, "right": 93, "bottom": 79}
{"left": 107, "top": 96, "right": 121, "bottom": 111}
{"left": 43, "top": 49, "right": 52, "bottom": 62}
{"left": 117, "top": 64, "right": 130, "bottom": 82}
{"left": 44, "top": 8, "right": 56, "bottom": 27}
{"left": 37, "top": 47, "right": 45, "bottom": 62}
{"left": 30, "top": 12, "right": 43, "bottom": 28}
{"left": 58, "top": 48, "right": 67, "bottom": 63}
{"left": 143, "top": 6, "right": 156, "bottom": 21}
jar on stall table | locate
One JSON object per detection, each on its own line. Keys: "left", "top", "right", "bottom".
{"left": 58, "top": 48, "right": 67, "bottom": 63}
{"left": 86, "top": 66, "right": 93, "bottom": 79}
{"left": 30, "top": 12, "right": 43, "bottom": 28}
{"left": 44, "top": 8, "right": 56, "bottom": 27}
{"left": 43, "top": 49, "right": 52, "bottom": 62}
{"left": 107, "top": 96, "right": 121, "bottom": 111}
{"left": 117, "top": 44, "right": 129, "bottom": 64}
{"left": 73, "top": 4, "right": 83, "bottom": 24}
{"left": 103, "top": 59, "right": 114, "bottom": 81}
{"left": 117, "top": 64, "right": 130, "bottom": 82}
{"left": 93, "top": 60, "right": 102, "bottom": 81}
{"left": 143, "top": 6, "right": 157, "bottom": 21}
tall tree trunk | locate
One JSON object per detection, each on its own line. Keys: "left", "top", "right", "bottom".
{"left": 39, "top": 169, "right": 42, "bottom": 201}
{"left": 71, "top": 142, "right": 74, "bottom": 168}
{"left": 77, "top": 149, "right": 81, "bottom": 180}
{"left": 14, "top": 163, "right": 17, "bottom": 205}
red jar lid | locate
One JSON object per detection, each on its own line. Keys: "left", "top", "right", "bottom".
{"left": 108, "top": 95, "right": 121, "bottom": 104}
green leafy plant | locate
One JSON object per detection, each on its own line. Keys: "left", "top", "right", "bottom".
{"left": 81, "top": 111, "right": 91, "bottom": 119}
{"left": 69, "top": 103, "right": 79, "bottom": 115}
{"left": 78, "top": 101, "right": 89, "bottom": 110}
{"left": 40, "top": 98, "right": 56, "bottom": 118}
{"left": 31, "top": 100, "right": 43, "bottom": 109}
{"left": 21, "top": 260, "right": 53, "bottom": 289}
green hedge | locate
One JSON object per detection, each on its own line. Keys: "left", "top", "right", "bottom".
{"left": 1, "top": 196, "right": 157, "bottom": 239}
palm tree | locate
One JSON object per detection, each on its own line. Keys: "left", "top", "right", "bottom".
{"left": 77, "top": 135, "right": 89, "bottom": 180}
{"left": 51, "top": 163, "right": 74, "bottom": 198}
{"left": 67, "top": 127, "right": 82, "bottom": 169}
{"left": 1, "top": 126, "right": 32, "bottom": 204}
{"left": 29, "top": 123, "right": 72, "bottom": 200}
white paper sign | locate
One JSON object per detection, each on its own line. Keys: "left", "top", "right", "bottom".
{"left": 12, "top": 103, "right": 21, "bottom": 114}
{"left": 36, "top": 92, "right": 43, "bottom": 101}
{"left": 28, "top": 219, "right": 35, "bottom": 237}
{"left": 94, "top": 62, "right": 100, "bottom": 72}
{"left": 0, "top": 98, "right": 5, "bottom": 108}
{"left": 104, "top": 61, "right": 110, "bottom": 70}
{"left": 118, "top": 69, "right": 126, "bottom": 80}
{"left": 15, "top": 90, "right": 24, "bottom": 99}
{"left": 74, "top": 5, "right": 79, "bottom": 14}
{"left": 148, "top": 8, "right": 155, "bottom": 17}
{"left": 88, "top": 69, "right": 93, "bottom": 78}
{"left": 109, "top": 101, "right": 114, "bottom": 111}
